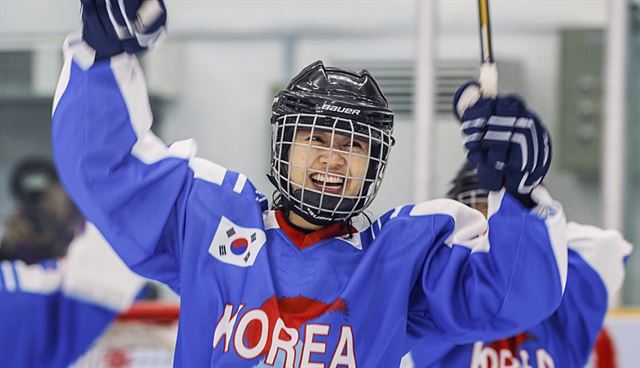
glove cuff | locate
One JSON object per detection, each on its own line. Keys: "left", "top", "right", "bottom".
{"left": 452, "top": 81, "right": 481, "bottom": 121}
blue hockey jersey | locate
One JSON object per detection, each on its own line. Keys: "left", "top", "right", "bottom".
{"left": 0, "top": 223, "right": 144, "bottom": 368}
{"left": 406, "top": 222, "right": 632, "bottom": 368}
{"left": 51, "top": 34, "right": 568, "bottom": 367}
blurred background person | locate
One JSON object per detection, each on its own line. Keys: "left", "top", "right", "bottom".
{"left": 0, "top": 158, "right": 154, "bottom": 366}
{"left": 0, "top": 157, "right": 83, "bottom": 263}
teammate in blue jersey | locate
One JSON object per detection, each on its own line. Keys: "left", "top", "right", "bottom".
{"left": 52, "top": 1, "right": 568, "bottom": 366}
{"left": 0, "top": 222, "right": 144, "bottom": 368}
{"left": 405, "top": 163, "right": 633, "bottom": 368}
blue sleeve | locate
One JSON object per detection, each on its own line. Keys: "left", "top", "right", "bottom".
{"left": 406, "top": 222, "right": 632, "bottom": 368}
{"left": 406, "top": 187, "right": 567, "bottom": 344}
{"left": 550, "top": 222, "right": 632, "bottom": 366}
{"left": 0, "top": 224, "right": 144, "bottom": 367}
{"left": 51, "top": 35, "right": 257, "bottom": 290}
{"left": 0, "top": 289, "right": 117, "bottom": 368}
{"left": 406, "top": 252, "right": 619, "bottom": 368}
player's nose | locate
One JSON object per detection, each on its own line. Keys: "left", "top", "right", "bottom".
{"left": 318, "top": 148, "right": 347, "bottom": 169}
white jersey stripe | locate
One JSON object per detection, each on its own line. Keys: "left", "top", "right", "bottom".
{"left": 62, "top": 223, "right": 145, "bottom": 311}
{"left": 409, "top": 199, "right": 489, "bottom": 254}
{"left": 408, "top": 187, "right": 567, "bottom": 291}
{"left": 1, "top": 262, "right": 17, "bottom": 292}
{"left": 190, "top": 157, "right": 226, "bottom": 185}
{"left": 530, "top": 186, "right": 568, "bottom": 291}
{"left": 53, "top": 35, "right": 96, "bottom": 116}
{"left": 263, "top": 211, "right": 279, "bottom": 230}
{"left": 15, "top": 261, "right": 65, "bottom": 294}
{"left": 234, "top": 174, "right": 248, "bottom": 194}
{"left": 566, "top": 222, "right": 633, "bottom": 301}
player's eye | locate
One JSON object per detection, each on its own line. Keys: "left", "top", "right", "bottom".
{"left": 347, "top": 140, "right": 368, "bottom": 154}
{"left": 309, "top": 135, "right": 325, "bottom": 144}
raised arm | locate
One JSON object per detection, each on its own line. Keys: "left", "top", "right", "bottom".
{"left": 405, "top": 84, "right": 566, "bottom": 344}
{"left": 405, "top": 220, "right": 631, "bottom": 368}
{"left": 0, "top": 223, "right": 144, "bottom": 367}
{"left": 52, "top": 2, "right": 259, "bottom": 287}
{"left": 53, "top": 33, "right": 192, "bottom": 287}
{"left": 404, "top": 186, "right": 566, "bottom": 344}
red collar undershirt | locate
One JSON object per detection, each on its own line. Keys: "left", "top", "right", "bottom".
{"left": 275, "top": 210, "right": 356, "bottom": 250}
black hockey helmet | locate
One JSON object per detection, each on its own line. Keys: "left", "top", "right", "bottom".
{"left": 446, "top": 161, "right": 489, "bottom": 210}
{"left": 11, "top": 157, "right": 59, "bottom": 205}
{"left": 269, "top": 61, "right": 395, "bottom": 226}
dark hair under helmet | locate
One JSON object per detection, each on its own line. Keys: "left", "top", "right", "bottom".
{"left": 269, "top": 61, "right": 395, "bottom": 226}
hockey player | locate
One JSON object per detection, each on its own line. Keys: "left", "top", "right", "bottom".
{"left": 0, "top": 222, "right": 144, "bottom": 367}
{"left": 1, "top": 157, "right": 83, "bottom": 263}
{"left": 52, "top": 1, "right": 567, "bottom": 366}
{"left": 405, "top": 163, "right": 633, "bottom": 368}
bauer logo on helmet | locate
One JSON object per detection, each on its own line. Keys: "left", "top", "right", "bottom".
{"left": 320, "top": 102, "right": 361, "bottom": 116}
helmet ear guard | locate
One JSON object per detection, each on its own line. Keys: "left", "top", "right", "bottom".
{"left": 269, "top": 61, "right": 395, "bottom": 226}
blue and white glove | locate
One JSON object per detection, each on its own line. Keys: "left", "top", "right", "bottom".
{"left": 81, "top": 0, "right": 167, "bottom": 60}
{"left": 452, "top": 82, "right": 552, "bottom": 197}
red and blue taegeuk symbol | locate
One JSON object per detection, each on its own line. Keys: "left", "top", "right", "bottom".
{"left": 230, "top": 238, "right": 249, "bottom": 255}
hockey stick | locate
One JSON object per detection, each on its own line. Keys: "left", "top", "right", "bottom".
{"left": 478, "top": 0, "right": 493, "bottom": 65}
{"left": 454, "top": 0, "right": 498, "bottom": 117}
{"left": 477, "top": 0, "right": 498, "bottom": 97}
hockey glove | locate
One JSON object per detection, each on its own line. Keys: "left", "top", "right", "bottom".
{"left": 81, "top": 0, "right": 167, "bottom": 60}
{"left": 452, "top": 82, "right": 552, "bottom": 196}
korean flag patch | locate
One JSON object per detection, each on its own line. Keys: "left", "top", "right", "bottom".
{"left": 208, "top": 216, "right": 266, "bottom": 267}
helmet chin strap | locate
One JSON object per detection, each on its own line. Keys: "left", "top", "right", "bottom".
{"left": 287, "top": 198, "right": 336, "bottom": 227}
{"left": 267, "top": 174, "right": 354, "bottom": 227}
{"left": 292, "top": 188, "right": 363, "bottom": 226}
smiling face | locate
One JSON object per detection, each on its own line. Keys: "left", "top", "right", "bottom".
{"left": 288, "top": 129, "right": 370, "bottom": 199}
{"left": 269, "top": 112, "right": 394, "bottom": 229}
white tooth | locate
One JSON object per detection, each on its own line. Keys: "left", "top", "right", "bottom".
{"left": 311, "top": 173, "right": 344, "bottom": 184}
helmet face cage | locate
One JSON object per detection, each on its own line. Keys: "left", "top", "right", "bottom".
{"left": 271, "top": 113, "right": 393, "bottom": 224}
{"left": 452, "top": 188, "right": 489, "bottom": 209}
{"left": 446, "top": 165, "right": 489, "bottom": 212}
